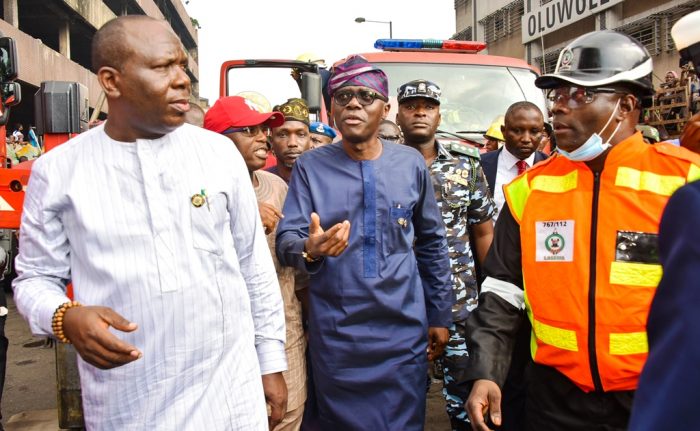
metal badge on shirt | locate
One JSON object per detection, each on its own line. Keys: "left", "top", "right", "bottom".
{"left": 535, "top": 220, "right": 574, "bottom": 262}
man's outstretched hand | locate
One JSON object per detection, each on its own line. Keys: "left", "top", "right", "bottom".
{"left": 303, "top": 212, "right": 350, "bottom": 258}
{"left": 62, "top": 306, "right": 141, "bottom": 369}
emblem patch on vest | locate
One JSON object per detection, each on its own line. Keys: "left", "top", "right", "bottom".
{"left": 536, "top": 220, "right": 574, "bottom": 262}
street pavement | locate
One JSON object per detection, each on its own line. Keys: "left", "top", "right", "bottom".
{"left": 1, "top": 292, "right": 452, "bottom": 430}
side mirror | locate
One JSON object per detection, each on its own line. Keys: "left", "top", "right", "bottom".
{"left": 301, "top": 72, "right": 322, "bottom": 112}
{"left": 2, "top": 82, "right": 21, "bottom": 107}
{"left": 0, "top": 37, "right": 18, "bottom": 82}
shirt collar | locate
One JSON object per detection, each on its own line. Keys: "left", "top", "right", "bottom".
{"left": 501, "top": 145, "right": 536, "bottom": 169}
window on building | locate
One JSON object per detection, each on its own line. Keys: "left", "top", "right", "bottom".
{"left": 534, "top": 49, "right": 562, "bottom": 76}
{"left": 617, "top": 18, "right": 659, "bottom": 56}
{"left": 479, "top": 0, "right": 524, "bottom": 44}
{"left": 453, "top": 27, "right": 473, "bottom": 41}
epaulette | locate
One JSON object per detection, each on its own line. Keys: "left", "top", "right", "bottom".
{"left": 445, "top": 141, "right": 480, "bottom": 159}
{"left": 653, "top": 141, "right": 700, "bottom": 165}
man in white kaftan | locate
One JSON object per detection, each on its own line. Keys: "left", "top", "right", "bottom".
{"left": 12, "top": 16, "right": 286, "bottom": 430}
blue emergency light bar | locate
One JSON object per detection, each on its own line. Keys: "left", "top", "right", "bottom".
{"left": 374, "top": 39, "right": 487, "bottom": 53}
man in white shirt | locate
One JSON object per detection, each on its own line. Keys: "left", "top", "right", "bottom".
{"left": 477, "top": 100, "right": 547, "bottom": 430}
{"left": 481, "top": 101, "right": 548, "bottom": 222}
{"left": 12, "top": 15, "right": 286, "bottom": 430}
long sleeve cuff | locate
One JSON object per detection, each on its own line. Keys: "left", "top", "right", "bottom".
{"left": 427, "top": 305, "right": 453, "bottom": 328}
{"left": 463, "top": 292, "right": 524, "bottom": 387}
{"left": 289, "top": 238, "right": 324, "bottom": 274}
{"left": 38, "top": 296, "right": 69, "bottom": 336}
{"left": 13, "top": 280, "right": 70, "bottom": 337}
{"left": 256, "top": 340, "right": 287, "bottom": 375}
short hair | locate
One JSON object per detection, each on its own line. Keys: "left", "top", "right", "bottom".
{"left": 380, "top": 119, "right": 399, "bottom": 129}
{"left": 91, "top": 15, "right": 163, "bottom": 73}
{"left": 504, "top": 101, "right": 543, "bottom": 123}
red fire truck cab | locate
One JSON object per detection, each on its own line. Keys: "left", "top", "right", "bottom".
{"left": 358, "top": 38, "right": 547, "bottom": 148}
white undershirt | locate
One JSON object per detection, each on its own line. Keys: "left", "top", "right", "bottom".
{"left": 493, "top": 146, "right": 536, "bottom": 222}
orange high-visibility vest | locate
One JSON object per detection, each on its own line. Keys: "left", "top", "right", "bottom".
{"left": 504, "top": 133, "right": 700, "bottom": 392}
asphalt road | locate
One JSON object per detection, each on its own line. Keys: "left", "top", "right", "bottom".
{"left": 1, "top": 292, "right": 452, "bottom": 430}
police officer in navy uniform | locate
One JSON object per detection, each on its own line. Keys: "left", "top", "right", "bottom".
{"left": 395, "top": 79, "right": 496, "bottom": 431}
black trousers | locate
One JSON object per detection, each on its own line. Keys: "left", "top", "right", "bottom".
{"left": 525, "top": 363, "right": 634, "bottom": 431}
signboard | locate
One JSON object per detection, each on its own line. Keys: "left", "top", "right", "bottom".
{"left": 522, "top": 0, "right": 625, "bottom": 43}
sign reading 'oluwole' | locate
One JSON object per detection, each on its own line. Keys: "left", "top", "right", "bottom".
{"left": 521, "top": 0, "right": 625, "bottom": 43}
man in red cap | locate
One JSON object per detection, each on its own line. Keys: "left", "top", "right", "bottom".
{"left": 205, "top": 96, "right": 307, "bottom": 430}
{"left": 204, "top": 96, "right": 287, "bottom": 235}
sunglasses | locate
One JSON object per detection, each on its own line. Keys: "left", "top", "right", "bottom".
{"left": 333, "top": 89, "right": 388, "bottom": 107}
{"left": 546, "top": 86, "right": 627, "bottom": 106}
{"left": 222, "top": 125, "right": 271, "bottom": 137}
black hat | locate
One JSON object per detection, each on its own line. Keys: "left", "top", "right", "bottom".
{"left": 535, "top": 31, "right": 654, "bottom": 96}
{"left": 397, "top": 79, "right": 441, "bottom": 105}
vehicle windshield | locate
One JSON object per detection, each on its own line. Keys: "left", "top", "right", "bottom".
{"left": 226, "top": 67, "right": 303, "bottom": 112}
{"left": 375, "top": 63, "right": 547, "bottom": 143}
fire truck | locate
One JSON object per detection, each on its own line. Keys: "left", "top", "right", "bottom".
{"left": 359, "top": 38, "right": 547, "bottom": 148}
{"left": 0, "top": 32, "right": 88, "bottom": 428}
{"left": 219, "top": 38, "right": 548, "bottom": 151}
{"left": 0, "top": 34, "right": 22, "bottom": 286}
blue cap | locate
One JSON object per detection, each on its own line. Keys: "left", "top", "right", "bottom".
{"left": 310, "top": 121, "right": 337, "bottom": 139}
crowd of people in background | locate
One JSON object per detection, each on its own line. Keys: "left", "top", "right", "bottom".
{"left": 6, "top": 8, "right": 700, "bottom": 431}
{"left": 6, "top": 123, "right": 41, "bottom": 166}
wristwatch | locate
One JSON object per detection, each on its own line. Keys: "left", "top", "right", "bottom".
{"left": 302, "top": 247, "right": 321, "bottom": 263}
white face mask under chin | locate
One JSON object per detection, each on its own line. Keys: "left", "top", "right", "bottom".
{"left": 559, "top": 98, "right": 622, "bottom": 162}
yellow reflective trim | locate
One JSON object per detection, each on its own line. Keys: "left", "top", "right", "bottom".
{"left": 533, "top": 319, "right": 578, "bottom": 352}
{"left": 523, "top": 289, "right": 538, "bottom": 360}
{"left": 609, "top": 261, "right": 662, "bottom": 287}
{"left": 504, "top": 175, "right": 531, "bottom": 222}
{"left": 610, "top": 332, "right": 648, "bottom": 355}
{"left": 615, "top": 167, "right": 685, "bottom": 197}
{"left": 688, "top": 164, "right": 700, "bottom": 183}
{"left": 530, "top": 170, "right": 578, "bottom": 193}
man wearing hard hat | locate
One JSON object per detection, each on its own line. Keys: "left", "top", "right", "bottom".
{"left": 629, "top": 10, "right": 700, "bottom": 431}
{"left": 462, "top": 30, "right": 700, "bottom": 431}
{"left": 483, "top": 117, "right": 505, "bottom": 152}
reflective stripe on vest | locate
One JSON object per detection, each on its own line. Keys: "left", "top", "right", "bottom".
{"left": 504, "top": 174, "right": 530, "bottom": 222}
{"left": 609, "top": 332, "right": 648, "bottom": 355}
{"left": 615, "top": 167, "right": 686, "bottom": 197}
{"left": 609, "top": 261, "right": 662, "bottom": 287}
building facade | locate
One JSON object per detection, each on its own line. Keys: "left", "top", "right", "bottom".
{"left": 454, "top": 0, "right": 700, "bottom": 90}
{"left": 0, "top": 0, "right": 199, "bottom": 127}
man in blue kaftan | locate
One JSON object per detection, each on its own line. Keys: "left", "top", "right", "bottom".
{"left": 276, "top": 55, "right": 453, "bottom": 430}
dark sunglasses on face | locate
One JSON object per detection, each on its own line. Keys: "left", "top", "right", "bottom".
{"left": 546, "top": 86, "right": 627, "bottom": 106}
{"left": 333, "top": 89, "right": 388, "bottom": 107}
{"left": 222, "top": 125, "right": 271, "bottom": 137}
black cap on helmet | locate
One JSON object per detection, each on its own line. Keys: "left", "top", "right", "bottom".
{"left": 535, "top": 31, "right": 654, "bottom": 97}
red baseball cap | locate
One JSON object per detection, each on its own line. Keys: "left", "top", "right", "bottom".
{"left": 203, "top": 96, "right": 285, "bottom": 134}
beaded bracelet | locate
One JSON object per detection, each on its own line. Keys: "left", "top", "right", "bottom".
{"left": 51, "top": 301, "right": 82, "bottom": 344}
